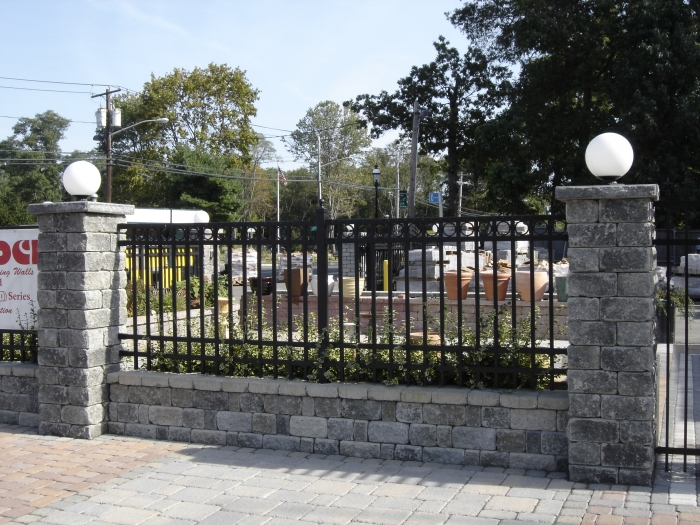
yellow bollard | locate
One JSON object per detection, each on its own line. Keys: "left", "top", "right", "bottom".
{"left": 383, "top": 260, "right": 389, "bottom": 291}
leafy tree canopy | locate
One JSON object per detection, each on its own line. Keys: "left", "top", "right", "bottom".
{"left": 109, "top": 63, "right": 260, "bottom": 218}
{"left": 283, "top": 101, "right": 371, "bottom": 219}
{"left": 450, "top": 0, "right": 700, "bottom": 211}
{"left": 0, "top": 111, "right": 72, "bottom": 225}
{"left": 348, "top": 37, "right": 508, "bottom": 215}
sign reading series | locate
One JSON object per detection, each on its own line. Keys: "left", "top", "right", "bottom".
{"left": 0, "top": 228, "right": 39, "bottom": 329}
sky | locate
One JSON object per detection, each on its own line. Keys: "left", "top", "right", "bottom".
{"left": 0, "top": 0, "right": 466, "bottom": 170}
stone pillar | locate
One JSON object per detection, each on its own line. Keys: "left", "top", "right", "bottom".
{"left": 28, "top": 201, "right": 134, "bottom": 439}
{"left": 556, "top": 185, "right": 658, "bottom": 486}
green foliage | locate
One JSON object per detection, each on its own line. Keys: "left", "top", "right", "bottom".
{"left": 348, "top": 37, "right": 508, "bottom": 216}
{"left": 109, "top": 63, "right": 259, "bottom": 217}
{"left": 656, "top": 285, "right": 696, "bottom": 317}
{"left": 116, "top": 63, "right": 259, "bottom": 158}
{"left": 279, "top": 167, "right": 319, "bottom": 221}
{"left": 167, "top": 146, "right": 244, "bottom": 222}
{"left": 0, "top": 111, "right": 71, "bottom": 225}
{"left": 283, "top": 101, "right": 371, "bottom": 219}
{"left": 240, "top": 136, "right": 277, "bottom": 222}
{"left": 450, "top": 0, "right": 700, "bottom": 214}
{"left": 1, "top": 301, "right": 38, "bottom": 362}
{"left": 126, "top": 279, "right": 188, "bottom": 316}
{"left": 137, "top": 295, "right": 555, "bottom": 390}
{"left": 461, "top": 305, "right": 551, "bottom": 390}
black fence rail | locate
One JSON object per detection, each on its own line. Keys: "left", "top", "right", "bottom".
{"left": 654, "top": 194, "right": 700, "bottom": 470}
{"left": 0, "top": 329, "right": 37, "bottom": 363}
{"left": 119, "top": 211, "right": 569, "bottom": 389}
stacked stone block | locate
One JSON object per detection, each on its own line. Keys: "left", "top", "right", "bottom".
{"left": 0, "top": 362, "right": 39, "bottom": 426}
{"left": 107, "top": 372, "right": 569, "bottom": 470}
{"left": 556, "top": 185, "right": 658, "bottom": 486}
{"left": 28, "top": 202, "right": 134, "bottom": 439}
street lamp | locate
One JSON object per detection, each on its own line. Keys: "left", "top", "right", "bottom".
{"left": 585, "top": 132, "right": 634, "bottom": 184}
{"left": 94, "top": 116, "right": 169, "bottom": 203}
{"left": 62, "top": 161, "right": 102, "bottom": 200}
{"left": 373, "top": 164, "right": 381, "bottom": 218}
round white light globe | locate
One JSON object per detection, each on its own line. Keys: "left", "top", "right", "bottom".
{"left": 585, "top": 133, "right": 634, "bottom": 183}
{"left": 62, "top": 161, "right": 101, "bottom": 198}
{"left": 193, "top": 210, "right": 210, "bottom": 223}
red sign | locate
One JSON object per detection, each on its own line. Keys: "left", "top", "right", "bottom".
{"left": 0, "top": 229, "right": 38, "bottom": 329}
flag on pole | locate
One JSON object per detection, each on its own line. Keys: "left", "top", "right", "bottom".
{"left": 277, "top": 166, "right": 288, "bottom": 186}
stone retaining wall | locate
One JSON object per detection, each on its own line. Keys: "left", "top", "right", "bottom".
{"left": 107, "top": 371, "right": 569, "bottom": 471}
{"left": 0, "top": 362, "right": 39, "bottom": 427}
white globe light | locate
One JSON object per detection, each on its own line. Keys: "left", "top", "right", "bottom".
{"left": 62, "top": 161, "right": 101, "bottom": 198}
{"left": 585, "top": 133, "right": 634, "bottom": 183}
{"left": 193, "top": 210, "right": 210, "bottom": 223}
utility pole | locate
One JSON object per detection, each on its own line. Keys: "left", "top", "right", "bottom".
{"left": 316, "top": 131, "right": 323, "bottom": 207}
{"left": 408, "top": 102, "right": 431, "bottom": 218}
{"left": 395, "top": 149, "right": 401, "bottom": 219}
{"left": 408, "top": 101, "right": 419, "bottom": 218}
{"left": 457, "top": 172, "right": 464, "bottom": 217}
{"left": 92, "top": 88, "right": 121, "bottom": 203}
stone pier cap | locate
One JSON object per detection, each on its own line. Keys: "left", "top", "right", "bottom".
{"left": 28, "top": 201, "right": 134, "bottom": 216}
{"left": 556, "top": 184, "right": 659, "bottom": 202}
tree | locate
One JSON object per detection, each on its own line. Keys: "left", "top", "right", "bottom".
{"left": 116, "top": 63, "right": 259, "bottom": 158}
{"left": 109, "top": 63, "right": 260, "bottom": 214}
{"left": 283, "top": 101, "right": 371, "bottom": 219}
{"left": 240, "top": 135, "right": 277, "bottom": 222}
{"left": 450, "top": 1, "right": 700, "bottom": 211}
{"left": 348, "top": 37, "right": 507, "bottom": 215}
{"left": 279, "top": 168, "right": 318, "bottom": 221}
{"left": 0, "top": 111, "right": 71, "bottom": 225}
{"left": 167, "top": 146, "right": 244, "bottom": 222}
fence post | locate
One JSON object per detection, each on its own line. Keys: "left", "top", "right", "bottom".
{"left": 556, "top": 185, "right": 658, "bottom": 485}
{"left": 28, "top": 201, "right": 133, "bottom": 439}
{"left": 315, "top": 205, "right": 329, "bottom": 382}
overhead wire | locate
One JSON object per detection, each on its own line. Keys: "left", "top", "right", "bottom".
{"left": 0, "top": 76, "right": 137, "bottom": 93}
{"left": 0, "top": 155, "right": 495, "bottom": 215}
{"left": 0, "top": 115, "right": 96, "bottom": 124}
{"left": 0, "top": 85, "right": 94, "bottom": 94}
{"left": 0, "top": 76, "right": 133, "bottom": 91}
{"left": 0, "top": 84, "right": 451, "bottom": 204}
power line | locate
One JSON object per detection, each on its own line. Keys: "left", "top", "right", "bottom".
{"left": 251, "top": 124, "right": 294, "bottom": 133}
{"left": 0, "top": 76, "right": 136, "bottom": 94}
{"left": 0, "top": 85, "right": 93, "bottom": 94}
{"left": 0, "top": 75, "right": 127, "bottom": 89}
{"left": 0, "top": 115, "right": 95, "bottom": 124}
{"left": 0, "top": 149, "right": 101, "bottom": 156}
{"left": 112, "top": 156, "right": 397, "bottom": 191}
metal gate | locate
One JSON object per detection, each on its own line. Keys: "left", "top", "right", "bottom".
{"left": 654, "top": 190, "right": 700, "bottom": 471}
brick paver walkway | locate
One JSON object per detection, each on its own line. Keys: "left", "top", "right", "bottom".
{"left": 0, "top": 425, "right": 695, "bottom": 525}
{"left": 0, "top": 425, "right": 183, "bottom": 522}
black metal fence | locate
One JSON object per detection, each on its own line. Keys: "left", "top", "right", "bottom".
{"left": 119, "top": 210, "right": 569, "bottom": 389}
{"left": 654, "top": 193, "right": 700, "bottom": 470}
{"left": 0, "top": 330, "right": 37, "bottom": 363}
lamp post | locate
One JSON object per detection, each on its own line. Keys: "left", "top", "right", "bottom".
{"left": 94, "top": 116, "right": 169, "bottom": 203}
{"left": 585, "top": 132, "right": 634, "bottom": 184}
{"left": 373, "top": 164, "right": 381, "bottom": 219}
